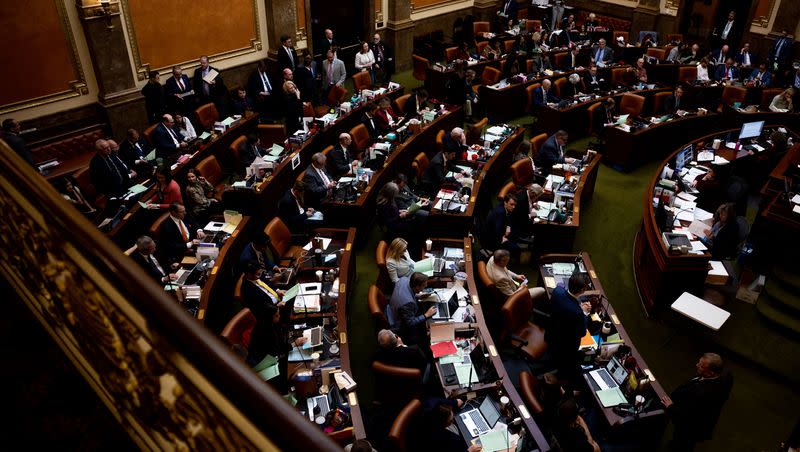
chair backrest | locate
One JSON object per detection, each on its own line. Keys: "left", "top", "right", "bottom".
{"left": 586, "top": 101, "right": 602, "bottom": 136}
{"left": 610, "top": 67, "right": 627, "bottom": 86}
{"left": 619, "top": 93, "right": 645, "bottom": 117}
{"left": 445, "top": 46, "right": 459, "bottom": 62}
{"left": 497, "top": 181, "right": 517, "bottom": 202}
{"left": 500, "top": 289, "right": 533, "bottom": 342}
{"left": 473, "top": 21, "right": 490, "bottom": 35}
{"left": 476, "top": 41, "right": 489, "bottom": 56}
{"left": 677, "top": 66, "right": 697, "bottom": 83}
{"left": 257, "top": 124, "right": 287, "bottom": 148}
{"left": 667, "top": 33, "right": 683, "bottom": 43}
{"left": 553, "top": 77, "right": 567, "bottom": 98}
{"left": 526, "top": 20, "right": 541, "bottom": 33}
{"left": 350, "top": 123, "right": 371, "bottom": 154}
{"left": 435, "top": 129, "right": 446, "bottom": 153}
{"left": 220, "top": 307, "right": 256, "bottom": 348}
{"left": 412, "top": 55, "right": 429, "bottom": 81}
{"left": 652, "top": 91, "right": 671, "bottom": 114}
{"left": 721, "top": 86, "right": 747, "bottom": 106}
{"left": 613, "top": 31, "right": 629, "bottom": 44}
{"left": 375, "top": 240, "right": 393, "bottom": 294}
{"left": 372, "top": 361, "right": 423, "bottom": 410}
{"left": 353, "top": 71, "right": 372, "bottom": 92}
{"left": 194, "top": 102, "right": 220, "bottom": 131}
{"left": 368, "top": 284, "right": 390, "bottom": 329}
{"left": 411, "top": 152, "right": 429, "bottom": 181}
{"left": 327, "top": 84, "right": 348, "bottom": 105}
{"left": 761, "top": 88, "right": 783, "bottom": 110}
{"left": 148, "top": 212, "right": 170, "bottom": 239}
{"left": 394, "top": 93, "right": 411, "bottom": 114}
{"left": 526, "top": 59, "right": 533, "bottom": 74}
{"left": 233, "top": 274, "right": 244, "bottom": 303}
{"left": 529, "top": 133, "right": 547, "bottom": 160}
{"left": 229, "top": 135, "right": 247, "bottom": 168}
{"left": 504, "top": 39, "right": 516, "bottom": 53}
{"left": 467, "top": 117, "right": 488, "bottom": 145}
{"left": 72, "top": 166, "right": 98, "bottom": 203}
{"left": 302, "top": 101, "right": 314, "bottom": 118}
{"left": 647, "top": 48, "right": 666, "bottom": 61}
{"left": 477, "top": 260, "right": 505, "bottom": 305}
{"left": 552, "top": 52, "right": 568, "bottom": 69}
{"left": 519, "top": 370, "right": 545, "bottom": 415}
{"left": 195, "top": 155, "right": 223, "bottom": 186}
{"left": 321, "top": 144, "right": 334, "bottom": 157}
{"left": 264, "top": 217, "right": 291, "bottom": 258}
{"left": 388, "top": 399, "right": 422, "bottom": 452}
{"left": 525, "top": 83, "right": 541, "bottom": 112}
{"left": 511, "top": 157, "right": 534, "bottom": 186}
{"left": 143, "top": 123, "right": 158, "bottom": 146}
{"left": 481, "top": 66, "right": 502, "bottom": 86}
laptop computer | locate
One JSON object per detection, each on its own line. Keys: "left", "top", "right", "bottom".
{"left": 458, "top": 397, "right": 502, "bottom": 439}
{"left": 175, "top": 262, "right": 203, "bottom": 286}
{"left": 589, "top": 356, "right": 629, "bottom": 390}
{"left": 303, "top": 326, "right": 323, "bottom": 348}
{"left": 432, "top": 290, "right": 460, "bottom": 320}
{"left": 306, "top": 394, "right": 331, "bottom": 421}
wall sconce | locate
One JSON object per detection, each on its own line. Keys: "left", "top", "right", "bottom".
{"left": 100, "top": 0, "right": 115, "bottom": 30}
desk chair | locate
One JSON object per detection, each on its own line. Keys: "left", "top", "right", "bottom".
{"left": 504, "top": 39, "right": 516, "bottom": 54}
{"left": 229, "top": 135, "right": 247, "bottom": 172}
{"left": 412, "top": 55, "right": 429, "bottom": 82}
{"left": 525, "top": 59, "right": 534, "bottom": 74}
{"left": 233, "top": 274, "right": 245, "bottom": 303}
{"left": 477, "top": 260, "right": 506, "bottom": 306}
{"left": 497, "top": 181, "right": 517, "bottom": 202}
{"left": 677, "top": 66, "right": 697, "bottom": 84}
{"left": 553, "top": 77, "right": 567, "bottom": 98}
{"left": 143, "top": 123, "right": 158, "bottom": 146}
{"left": 220, "top": 307, "right": 255, "bottom": 348}
{"left": 302, "top": 101, "right": 314, "bottom": 118}
{"left": 519, "top": 370, "right": 546, "bottom": 416}
{"left": 368, "top": 284, "right": 390, "bottom": 329}
{"left": 263, "top": 217, "right": 305, "bottom": 266}
{"left": 194, "top": 102, "right": 220, "bottom": 131}
{"left": 718, "top": 86, "right": 747, "bottom": 112}
{"left": 148, "top": 212, "right": 170, "bottom": 241}
{"left": 526, "top": 83, "right": 541, "bottom": 114}
{"left": 619, "top": 93, "right": 646, "bottom": 117}
{"left": 500, "top": 289, "right": 547, "bottom": 360}
{"left": 526, "top": 20, "right": 541, "bottom": 33}
{"left": 646, "top": 47, "right": 666, "bottom": 61}
{"left": 394, "top": 94, "right": 411, "bottom": 115}
{"left": 353, "top": 71, "right": 372, "bottom": 92}
{"left": 481, "top": 66, "right": 502, "bottom": 86}
{"left": 435, "top": 129, "right": 446, "bottom": 153}
{"left": 321, "top": 144, "right": 334, "bottom": 157}
{"left": 257, "top": 124, "right": 287, "bottom": 148}
{"left": 445, "top": 46, "right": 459, "bottom": 62}
{"left": 375, "top": 240, "right": 393, "bottom": 294}
{"left": 467, "top": 117, "right": 488, "bottom": 145}
{"left": 473, "top": 21, "right": 490, "bottom": 36}
{"left": 761, "top": 88, "right": 783, "bottom": 110}
{"left": 552, "top": 52, "right": 568, "bottom": 70}
{"left": 476, "top": 40, "right": 490, "bottom": 58}
{"left": 350, "top": 123, "right": 370, "bottom": 158}
{"left": 610, "top": 67, "right": 627, "bottom": 86}
{"left": 613, "top": 31, "right": 629, "bottom": 45}
{"left": 637, "top": 31, "right": 658, "bottom": 46}
{"left": 511, "top": 155, "right": 535, "bottom": 187}
{"left": 72, "top": 166, "right": 103, "bottom": 210}
{"left": 529, "top": 133, "right": 548, "bottom": 161}
{"left": 195, "top": 155, "right": 227, "bottom": 199}
{"left": 371, "top": 361, "right": 423, "bottom": 409}
{"left": 667, "top": 33, "right": 683, "bottom": 43}
{"left": 387, "top": 399, "right": 422, "bottom": 452}
{"left": 411, "top": 152, "right": 429, "bottom": 187}
{"left": 652, "top": 91, "right": 671, "bottom": 114}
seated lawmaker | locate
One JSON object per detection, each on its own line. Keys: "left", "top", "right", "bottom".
{"left": 562, "top": 73, "right": 584, "bottom": 98}
{"left": 769, "top": 88, "right": 794, "bottom": 112}
{"left": 158, "top": 203, "right": 206, "bottom": 265}
{"left": 590, "top": 39, "right": 614, "bottom": 67}
{"left": 361, "top": 103, "right": 381, "bottom": 141}
{"left": 185, "top": 168, "right": 221, "bottom": 223}
{"left": 277, "top": 180, "right": 317, "bottom": 230}
{"left": 119, "top": 128, "right": 153, "bottom": 178}
{"left": 421, "top": 147, "right": 470, "bottom": 194}
{"left": 145, "top": 167, "right": 183, "bottom": 209}
{"left": 231, "top": 86, "right": 255, "bottom": 116}
{"left": 422, "top": 398, "right": 483, "bottom": 452}
{"left": 404, "top": 88, "right": 432, "bottom": 119}
{"left": 302, "top": 152, "right": 336, "bottom": 208}
{"left": 376, "top": 182, "right": 425, "bottom": 239}
{"left": 532, "top": 79, "right": 560, "bottom": 109}
{"left": 545, "top": 272, "right": 591, "bottom": 386}
{"left": 152, "top": 114, "right": 188, "bottom": 158}
{"left": 714, "top": 58, "right": 739, "bottom": 83}
{"left": 701, "top": 203, "right": 740, "bottom": 259}
{"left": 554, "top": 398, "right": 602, "bottom": 452}
{"left": 746, "top": 63, "right": 772, "bottom": 87}
{"left": 534, "top": 130, "right": 577, "bottom": 176}
{"left": 374, "top": 329, "right": 429, "bottom": 376}
{"left": 628, "top": 57, "right": 648, "bottom": 83}
{"left": 375, "top": 97, "right": 399, "bottom": 133}
{"left": 482, "top": 193, "right": 521, "bottom": 257}
{"left": 328, "top": 133, "right": 357, "bottom": 179}
{"left": 664, "top": 86, "right": 686, "bottom": 114}
{"left": 238, "top": 134, "right": 263, "bottom": 167}
{"left": 386, "top": 237, "right": 415, "bottom": 283}
{"left": 582, "top": 66, "right": 607, "bottom": 92}
{"left": 387, "top": 272, "right": 436, "bottom": 345}
{"left": 131, "top": 235, "right": 177, "bottom": 284}
{"left": 486, "top": 249, "right": 546, "bottom": 300}
{"left": 513, "top": 183, "right": 544, "bottom": 235}
{"left": 394, "top": 173, "right": 430, "bottom": 216}
{"left": 239, "top": 232, "right": 280, "bottom": 273}
{"left": 89, "top": 138, "right": 131, "bottom": 197}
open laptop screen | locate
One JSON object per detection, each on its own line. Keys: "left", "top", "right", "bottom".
{"left": 479, "top": 397, "right": 501, "bottom": 428}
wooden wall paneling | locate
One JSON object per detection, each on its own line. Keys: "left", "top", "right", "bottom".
{"left": 413, "top": 0, "right": 457, "bottom": 9}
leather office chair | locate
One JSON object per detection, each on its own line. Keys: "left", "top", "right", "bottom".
{"left": 718, "top": 86, "right": 747, "bottom": 112}
{"left": 476, "top": 41, "right": 490, "bottom": 57}
{"left": 302, "top": 101, "right": 314, "bottom": 118}
{"left": 257, "top": 124, "right": 287, "bottom": 148}
{"left": 529, "top": 133, "right": 548, "bottom": 160}
{"left": 220, "top": 307, "right": 255, "bottom": 348}
{"left": 552, "top": 52, "right": 568, "bottom": 70}
{"left": 761, "top": 88, "right": 783, "bottom": 110}
{"left": 526, "top": 59, "right": 534, "bottom": 74}
{"left": 315, "top": 85, "right": 348, "bottom": 116}
{"left": 667, "top": 33, "right": 683, "bottom": 43}
{"left": 525, "top": 83, "right": 541, "bottom": 113}
{"left": 445, "top": 46, "right": 459, "bottom": 62}
{"left": 477, "top": 260, "right": 506, "bottom": 306}
{"left": 497, "top": 181, "right": 517, "bottom": 202}
{"left": 371, "top": 361, "right": 423, "bottom": 409}
{"left": 619, "top": 93, "right": 646, "bottom": 117}
{"left": 353, "top": 71, "right": 372, "bottom": 92}
{"left": 387, "top": 399, "right": 422, "bottom": 452}
{"left": 229, "top": 135, "right": 247, "bottom": 170}
{"left": 321, "top": 144, "right": 334, "bottom": 157}
{"left": 375, "top": 240, "right": 393, "bottom": 294}
{"left": 350, "top": 123, "right": 370, "bottom": 157}
{"left": 481, "top": 66, "right": 502, "bottom": 86}
{"left": 519, "top": 370, "right": 546, "bottom": 416}
{"left": 511, "top": 156, "right": 534, "bottom": 187}
{"left": 467, "top": 117, "right": 488, "bottom": 145}
{"left": 143, "top": 123, "right": 158, "bottom": 146}
{"left": 526, "top": 20, "right": 541, "bottom": 33}
{"left": 411, "top": 152, "right": 429, "bottom": 184}
{"left": 233, "top": 274, "right": 244, "bottom": 303}
{"left": 677, "top": 66, "right": 697, "bottom": 84}
{"left": 263, "top": 217, "right": 305, "bottom": 265}
{"left": 435, "top": 129, "right": 446, "bottom": 153}
{"left": 500, "top": 289, "right": 547, "bottom": 360}
{"left": 72, "top": 166, "right": 100, "bottom": 206}
{"left": 652, "top": 91, "right": 671, "bottom": 114}
{"left": 646, "top": 47, "right": 666, "bottom": 61}
{"left": 412, "top": 55, "right": 429, "bottom": 81}
{"left": 586, "top": 101, "right": 602, "bottom": 137}
{"left": 194, "top": 102, "right": 220, "bottom": 131}
{"left": 613, "top": 31, "right": 629, "bottom": 45}
{"left": 394, "top": 94, "right": 411, "bottom": 115}
{"left": 195, "top": 155, "right": 226, "bottom": 198}
{"left": 148, "top": 212, "right": 170, "bottom": 240}
{"left": 473, "top": 21, "right": 490, "bottom": 35}
{"left": 610, "top": 67, "right": 627, "bottom": 86}
{"left": 553, "top": 77, "right": 567, "bottom": 98}
{"left": 368, "top": 284, "right": 390, "bottom": 329}
{"left": 504, "top": 39, "right": 516, "bottom": 53}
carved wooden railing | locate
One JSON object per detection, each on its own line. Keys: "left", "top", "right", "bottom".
{"left": 0, "top": 140, "right": 340, "bottom": 450}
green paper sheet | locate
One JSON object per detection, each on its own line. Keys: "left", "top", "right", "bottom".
{"left": 455, "top": 363, "right": 478, "bottom": 386}
{"left": 415, "top": 257, "right": 434, "bottom": 276}
{"left": 596, "top": 388, "right": 628, "bottom": 407}
{"left": 479, "top": 429, "right": 510, "bottom": 452}
{"left": 253, "top": 354, "right": 280, "bottom": 380}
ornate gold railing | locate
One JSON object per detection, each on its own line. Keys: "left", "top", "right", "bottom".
{"left": 0, "top": 140, "right": 340, "bottom": 450}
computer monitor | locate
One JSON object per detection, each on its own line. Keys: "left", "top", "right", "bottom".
{"left": 739, "top": 120, "right": 764, "bottom": 140}
{"left": 675, "top": 144, "right": 693, "bottom": 172}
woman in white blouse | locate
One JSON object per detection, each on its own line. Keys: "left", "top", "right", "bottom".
{"left": 385, "top": 237, "right": 415, "bottom": 283}
{"left": 174, "top": 114, "right": 197, "bottom": 141}
{"left": 354, "top": 41, "right": 377, "bottom": 84}
{"left": 695, "top": 58, "right": 710, "bottom": 83}
{"left": 770, "top": 88, "right": 794, "bottom": 112}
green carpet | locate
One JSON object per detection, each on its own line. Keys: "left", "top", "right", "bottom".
{"left": 346, "top": 70, "right": 800, "bottom": 451}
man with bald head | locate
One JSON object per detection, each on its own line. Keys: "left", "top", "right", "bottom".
{"left": 373, "top": 329, "right": 429, "bottom": 376}
{"left": 302, "top": 152, "right": 336, "bottom": 208}
{"left": 193, "top": 56, "right": 226, "bottom": 110}
{"left": 151, "top": 114, "right": 187, "bottom": 158}
{"left": 319, "top": 29, "right": 338, "bottom": 61}
{"left": 89, "top": 138, "right": 131, "bottom": 197}
{"left": 532, "top": 79, "right": 560, "bottom": 109}
{"left": 328, "top": 133, "right": 356, "bottom": 179}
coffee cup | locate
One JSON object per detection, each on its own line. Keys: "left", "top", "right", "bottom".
{"left": 425, "top": 239, "right": 433, "bottom": 251}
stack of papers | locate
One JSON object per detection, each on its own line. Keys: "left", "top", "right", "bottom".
{"left": 252, "top": 354, "right": 280, "bottom": 380}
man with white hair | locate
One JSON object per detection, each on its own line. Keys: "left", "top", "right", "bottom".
{"left": 486, "top": 249, "right": 546, "bottom": 300}
{"left": 193, "top": 55, "right": 226, "bottom": 107}
{"left": 131, "top": 235, "right": 176, "bottom": 283}
{"left": 89, "top": 138, "right": 131, "bottom": 197}
{"left": 592, "top": 39, "right": 613, "bottom": 67}
{"left": 373, "top": 329, "right": 429, "bottom": 375}
{"left": 442, "top": 127, "right": 474, "bottom": 189}
{"left": 328, "top": 132, "right": 357, "bottom": 179}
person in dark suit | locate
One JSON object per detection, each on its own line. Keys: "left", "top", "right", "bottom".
{"left": 582, "top": 66, "right": 607, "bottom": 92}
{"left": 387, "top": 273, "right": 436, "bottom": 345}
{"left": 277, "top": 34, "right": 298, "bottom": 72}
{"left": 231, "top": 87, "right": 254, "bottom": 116}
{"left": 157, "top": 203, "right": 206, "bottom": 265}
{"left": 562, "top": 73, "right": 584, "bottom": 98}
{"left": 534, "top": 130, "right": 576, "bottom": 176}
{"left": 714, "top": 58, "right": 740, "bottom": 82}
{"left": 238, "top": 232, "right": 279, "bottom": 274}
{"left": 716, "top": 10, "right": 740, "bottom": 48}
{"left": 374, "top": 329, "right": 429, "bottom": 375}
{"left": 768, "top": 29, "right": 793, "bottom": 72}
{"left": 393, "top": 173, "right": 431, "bottom": 215}
{"left": 302, "top": 152, "right": 336, "bottom": 208}
{"left": 131, "top": 235, "right": 176, "bottom": 283}
{"left": 151, "top": 114, "right": 188, "bottom": 158}
{"left": 590, "top": 39, "right": 613, "bottom": 66}
{"left": 442, "top": 127, "right": 468, "bottom": 158}
{"left": 498, "top": 0, "right": 519, "bottom": 30}
{"left": 666, "top": 353, "right": 733, "bottom": 451}
{"left": 370, "top": 33, "right": 393, "bottom": 82}
{"left": 420, "top": 398, "right": 482, "bottom": 452}
{"left": 734, "top": 42, "right": 755, "bottom": 69}
{"left": 361, "top": 103, "right": 381, "bottom": 141}
{"left": 318, "top": 29, "right": 338, "bottom": 62}
{"left": 281, "top": 80, "right": 303, "bottom": 136}
{"left": 592, "top": 97, "right": 616, "bottom": 138}
{"left": 119, "top": 128, "right": 154, "bottom": 178}
{"left": 247, "top": 61, "right": 277, "bottom": 119}
{"left": 277, "top": 180, "right": 316, "bottom": 231}
{"left": 89, "top": 139, "right": 131, "bottom": 197}
{"left": 376, "top": 182, "right": 426, "bottom": 240}
{"left": 565, "top": 47, "right": 583, "bottom": 70}
{"left": 532, "top": 79, "right": 560, "bottom": 109}
{"left": 293, "top": 54, "right": 317, "bottom": 103}
{"left": 404, "top": 89, "right": 433, "bottom": 119}
{"left": 421, "top": 149, "right": 460, "bottom": 194}
{"left": 482, "top": 194, "right": 520, "bottom": 256}
{"left": 1, "top": 118, "right": 35, "bottom": 167}
{"left": 328, "top": 133, "right": 355, "bottom": 179}
{"left": 746, "top": 63, "right": 772, "bottom": 87}
{"left": 238, "top": 134, "right": 262, "bottom": 167}
{"left": 545, "top": 272, "right": 591, "bottom": 386}
{"left": 664, "top": 86, "right": 686, "bottom": 114}
{"left": 164, "top": 65, "right": 195, "bottom": 114}
{"left": 513, "top": 183, "right": 544, "bottom": 236}
{"left": 141, "top": 71, "right": 165, "bottom": 124}
{"left": 193, "top": 56, "right": 227, "bottom": 114}
{"left": 710, "top": 45, "right": 730, "bottom": 66}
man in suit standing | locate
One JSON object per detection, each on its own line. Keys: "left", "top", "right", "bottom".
{"left": 293, "top": 54, "right": 316, "bottom": 103}
{"left": 716, "top": 10, "right": 740, "bottom": 48}
{"left": 361, "top": 103, "right": 381, "bottom": 141}
{"left": 302, "top": 152, "right": 336, "bottom": 208}
{"left": 370, "top": 33, "right": 393, "bottom": 82}
{"left": 328, "top": 133, "right": 356, "bottom": 179}
{"left": 665, "top": 353, "right": 733, "bottom": 451}
{"left": 318, "top": 29, "right": 337, "bottom": 61}
{"left": 321, "top": 50, "right": 346, "bottom": 103}
{"left": 544, "top": 272, "right": 591, "bottom": 386}
{"left": 247, "top": 61, "right": 276, "bottom": 120}
{"left": 193, "top": 56, "right": 226, "bottom": 110}
{"left": 158, "top": 203, "right": 206, "bottom": 265}
{"left": 483, "top": 194, "right": 521, "bottom": 258}
{"left": 534, "top": 130, "right": 576, "bottom": 176}
{"left": 164, "top": 65, "right": 195, "bottom": 114}
{"left": 131, "top": 235, "right": 176, "bottom": 283}
{"left": 119, "top": 128, "right": 153, "bottom": 178}
{"left": 582, "top": 66, "right": 607, "bottom": 92}
{"left": 1, "top": 118, "right": 35, "bottom": 167}
{"left": 532, "top": 79, "right": 560, "bottom": 110}
{"left": 590, "top": 39, "right": 613, "bottom": 67}
{"left": 497, "top": 0, "right": 518, "bottom": 31}
{"left": 89, "top": 139, "right": 131, "bottom": 197}
{"left": 151, "top": 114, "right": 188, "bottom": 158}
{"left": 769, "top": 30, "right": 793, "bottom": 73}
{"left": 141, "top": 70, "right": 165, "bottom": 124}
{"left": 277, "top": 34, "right": 298, "bottom": 72}
{"left": 664, "top": 86, "right": 686, "bottom": 114}
{"left": 278, "top": 181, "right": 316, "bottom": 231}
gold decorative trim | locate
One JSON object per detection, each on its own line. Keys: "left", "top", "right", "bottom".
{"left": 120, "top": 0, "right": 263, "bottom": 81}
{"left": 76, "top": 1, "right": 122, "bottom": 19}
{"left": 751, "top": 0, "right": 777, "bottom": 28}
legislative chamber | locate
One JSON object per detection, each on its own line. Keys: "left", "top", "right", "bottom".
{"left": 3, "top": 0, "right": 800, "bottom": 451}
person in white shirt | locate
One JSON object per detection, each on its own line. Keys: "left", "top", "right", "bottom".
{"left": 385, "top": 238, "right": 415, "bottom": 283}
{"left": 696, "top": 58, "right": 711, "bottom": 83}
{"left": 174, "top": 114, "right": 197, "bottom": 141}
{"left": 769, "top": 88, "right": 794, "bottom": 112}
{"left": 485, "top": 249, "right": 546, "bottom": 299}
{"left": 354, "top": 41, "right": 377, "bottom": 84}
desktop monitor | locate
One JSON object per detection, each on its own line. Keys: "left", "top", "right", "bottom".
{"left": 739, "top": 120, "right": 764, "bottom": 140}
{"left": 675, "top": 144, "right": 693, "bottom": 172}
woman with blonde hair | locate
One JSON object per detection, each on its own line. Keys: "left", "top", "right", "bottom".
{"left": 769, "top": 88, "right": 794, "bottom": 113}
{"left": 385, "top": 237, "right": 415, "bottom": 283}
{"left": 282, "top": 80, "right": 303, "bottom": 135}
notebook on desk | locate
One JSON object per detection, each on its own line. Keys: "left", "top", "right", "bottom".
{"left": 587, "top": 356, "right": 629, "bottom": 407}
{"left": 457, "top": 397, "right": 502, "bottom": 440}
